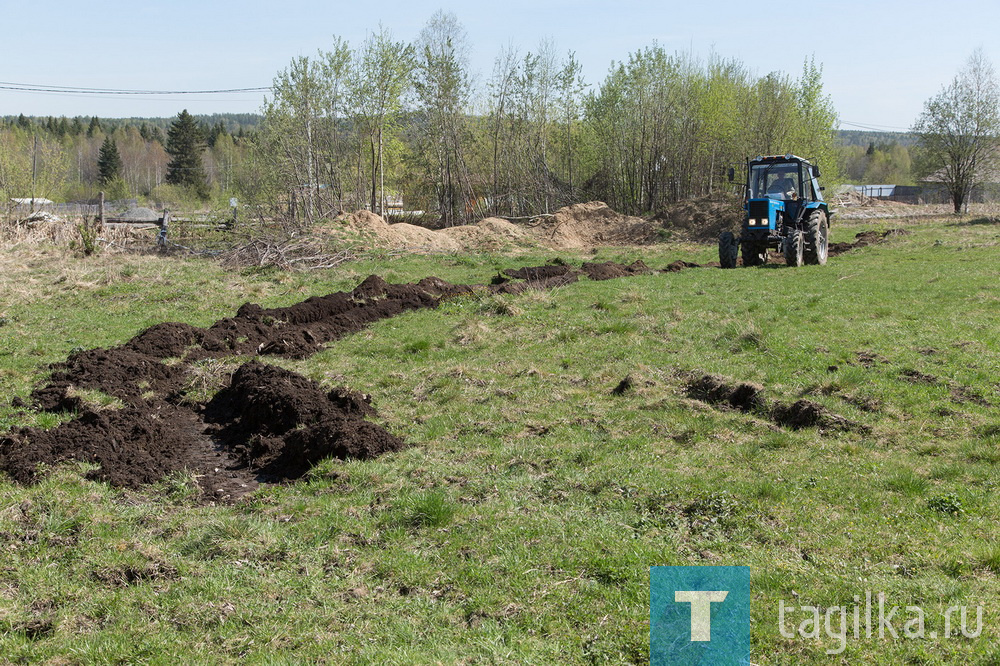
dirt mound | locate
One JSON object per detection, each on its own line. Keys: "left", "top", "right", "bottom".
{"left": 440, "top": 218, "right": 530, "bottom": 251}
{"left": 769, "top": 399, "right": 862, "bottom": 432}
{"left": 327, "top": 201, "right": 710, "bottom": 252}
{"left": 476, "top": 217, "right": 528, "bottom": 240}
{"left": 580, "top": 260, "right": 653, "bottom": 281}
{"left": 489, "top": 272, "right": 579, "bottom": 294}
{"left": 829, "top": 229, "right": 910, "bottom": 257}
{"left": 686, "top": 374, "right": 767, "bottom": 412}
{"left": 30, "top": 347, "right": 188, "bottom": 409}
{"left": 537, "top": 202, "right": 658, "bottom": 249}
{"left": 503, "top": 265, "right": 577, "bottom": 281}
{"left": 342, "top": 210, "right": 395, "bottom": 238}
{"left": 665, "top": 260, "right": 702, "bottom": 272}
{"left": 0, "top": 405, "right": 206, "bottom": 487}
{"left": 3, "top": 361, "right": 407, "bottom": 492}
{"left": 3, "top": 268, "right": 591, "bottom": 496}
{"left": 653, "top": 194, "right": 744, "bottom": 243}
{"left": 328, "top": 211, "right": 533, "bottom": 253}
{"left": 126, "top": 322, "right": 206, "bottom": 358}
{"left": 204, "top": 362, "right": 406, "bottom": 481}
{"left": 391, "top": 222, "right": 462, "bottom": 252}
{"left": 684, "top": 373, "right": 867, "bottom": 433}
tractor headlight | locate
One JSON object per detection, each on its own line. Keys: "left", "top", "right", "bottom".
{"left": 747, "top": 219, "right": 755, "bottom": 226}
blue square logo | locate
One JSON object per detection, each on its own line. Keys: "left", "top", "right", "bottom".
{"left": 650, "top": 566, "right": 752, "bottom": 665}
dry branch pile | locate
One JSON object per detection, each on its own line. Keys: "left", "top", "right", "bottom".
{"left": 219, "top": 236, "right": 356, "bottom": 271}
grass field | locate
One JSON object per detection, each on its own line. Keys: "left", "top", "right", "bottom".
{"left": 0, "top": 213, "right": 999, "bottom": 664}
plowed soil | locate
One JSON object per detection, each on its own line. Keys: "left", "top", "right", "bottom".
{"left": 2, "top": 234, "right": 894, "bottom": 498}
{"left": 685, "top": 373, "right": 869, "bottom": 433}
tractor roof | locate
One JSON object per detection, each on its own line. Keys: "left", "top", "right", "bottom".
{"left": 751, "top": 154, "right": 812, "bottom": 164}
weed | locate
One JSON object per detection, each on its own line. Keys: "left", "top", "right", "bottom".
{"left": 476, "top": 294, "right": 522, "bottom": 317}
{"left": 393, "top": 490, "right": 458, "bottom": 529}
{"left": 883, "top": 469, "right": 929, "bottom": 496}
{"left": 927, "top": 492, "right": 964, "bottom": 516}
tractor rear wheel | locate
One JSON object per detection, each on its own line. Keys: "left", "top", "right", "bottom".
{"left": 804, "top": 210, "right": 829, "bottom": 265}
{"left": 742, "top": 240, "right": 767, "bottom": 267}
{"left": 784, "top": 230, "right": 805, "bottom": 267}
{"left": 719, "top": 232, "right": 738, "bottom": 268}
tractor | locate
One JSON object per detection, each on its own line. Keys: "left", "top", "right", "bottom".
{"left": 719, "top": 154, "right": 831, "bottom": 268}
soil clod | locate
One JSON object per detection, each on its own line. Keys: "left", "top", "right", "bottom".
{"left": 685, "top": 373, "right": 867, "bottom": 433}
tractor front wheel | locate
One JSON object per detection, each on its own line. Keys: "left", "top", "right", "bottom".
{"left": 784, "top": 230, "right": 805, "bottom": 267}
{"left": 742, "top": 240, "right": 767, "bottom": 267}
{"left": 719, "top": 232, "right": 738, "bottom": 268}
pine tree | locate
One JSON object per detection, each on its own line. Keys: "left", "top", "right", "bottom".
{"left": 87, "top": 116, "right": 102, "bottom": 137}
{"left": 165, "top": 109, "right": 209, "bottom": 198}
{"left": 97, "top": 136, "right": 123, "bottom": 185}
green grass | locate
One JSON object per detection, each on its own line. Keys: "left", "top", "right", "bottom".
{"left": 1, "top": 216, "right": 1000, "bottom": 663}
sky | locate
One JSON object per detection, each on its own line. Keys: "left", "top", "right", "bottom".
{"left": 3, "top": 0, "right": 999, "bottom": 132}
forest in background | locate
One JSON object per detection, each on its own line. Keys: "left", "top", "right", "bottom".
{"left": 0, "top": 12, "right": 918, "bottom": 225}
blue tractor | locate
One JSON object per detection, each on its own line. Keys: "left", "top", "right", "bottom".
{"left": 719, "top": 154, "right": 831, "bottom": 268}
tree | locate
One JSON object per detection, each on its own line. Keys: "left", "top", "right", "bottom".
{"left": 913, "top": 48, "right": 1000, "bottom": 213}
{"left": 262, "top": 54, "right": 332, "bottom": 223}
{"left": 165, "top": 109, "right": 209, "bottom": 198}
{"left": 414, "top": 10, "right": 473, "bottom": 225}
{"left": 97, "top": 135, "right": 123, "bottom": 185}
{"left": 349, "top": 28, "right": 415, "bottom": 215}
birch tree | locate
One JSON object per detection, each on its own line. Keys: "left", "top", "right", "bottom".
{"left": 914, "top": 48, "right": 1000, "bottom": 213}
{"left": 414, "top": 11, "right": 473, "bottom": 225}
{"left": 349, "top": 28, "right": 415, "bottom": 215}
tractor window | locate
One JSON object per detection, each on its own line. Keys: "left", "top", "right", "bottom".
{"left": 750, "top": 163, "right": 802, "bottom": 200}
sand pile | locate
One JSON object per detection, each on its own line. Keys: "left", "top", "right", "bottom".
{"left": 325, "top": 211, "right": 526, "bottom": 253}
{"left": 324, "top": 203, "right": 656, "bottom": 253}
{"left": 652, "top": 194, "right": 744, "bottom": 243}
{"left": 537, "top": 202, "right": 658, "bottom": 249}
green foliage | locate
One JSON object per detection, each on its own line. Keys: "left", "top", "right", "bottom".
{"left": 350, "top": 28, "right": 416, "bottom": 214}
{"left": 413, "top": 11, "right": 474, "bottom": 225}
{"left": 927, "top": 492, "right": 964, "bottom": 516}
{"left": 392, "top": 489, "right": 458, "bottom": 528}
{"left": 76, "top": 216, "right": 101, "bottom": 256}
{"left": 585, "top": 51, "right": 839, "bottom": 213}
{"left": 839, "top": 141, "right": 914, "bottom": 184}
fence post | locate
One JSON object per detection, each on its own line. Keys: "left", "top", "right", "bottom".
{"left": 98, "top": 191, "right": 105, "bottom": 226}
{"left": 157, "top": 209, "right": 170, "bottom": 247}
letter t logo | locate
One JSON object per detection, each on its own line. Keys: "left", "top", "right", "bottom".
{"left": 674, "top": 590, "right": 729, "bottom": 641}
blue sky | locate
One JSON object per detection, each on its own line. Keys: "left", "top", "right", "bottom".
{"left": 4, "top": 0, "right": 998, "bottom": 131}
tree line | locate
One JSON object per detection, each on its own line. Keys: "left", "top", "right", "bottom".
{"left": 1, "top": 11, "right": 842, "bottom": 223}
{"left": 241, "top": 11, "right": 839, "bottom": 225}
{"left": 0, "top": 111, "right": 249, "bottom": 211}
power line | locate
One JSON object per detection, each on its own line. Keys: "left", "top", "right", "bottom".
{"left": 0, "top": 90, "right": 263, "bottom": 103}
{"left": 841, "top": 120, "right": 914, "bottom": 132}
{"left": 0, "top": 81, "right": 270, "bottom": 96}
